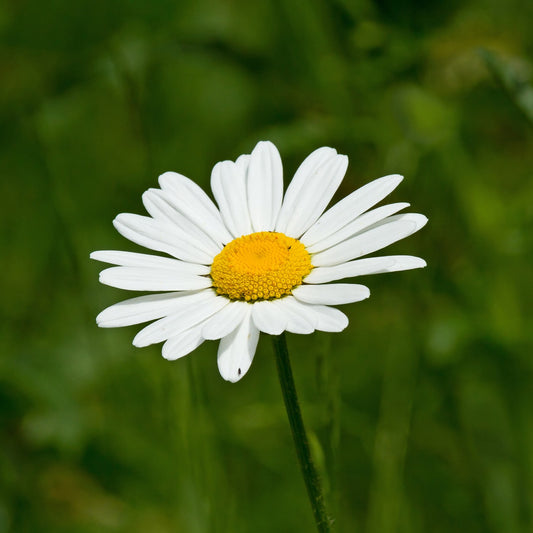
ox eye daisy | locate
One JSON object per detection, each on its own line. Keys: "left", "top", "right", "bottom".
{"left": 91, "top": 140, "right": 427, "bottom": 382}
{"left": 91, "top": 140, "right": 427, "bottom": 532}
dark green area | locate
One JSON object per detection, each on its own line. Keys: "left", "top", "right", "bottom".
{"left": 1, "top": 0, "right": 532, "bottom": 531}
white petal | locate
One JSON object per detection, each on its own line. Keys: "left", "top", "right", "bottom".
{"left": 251, "top": 300, "right": 288, "bottom": 335}
{"left": 271, "top": 297, "right": 315, "bottom": 334}
{"left": 90, "top": 250, "right": 210, "bottom": 274}
{"left": 283, "top": 153, "right": 348, "bottom": 238}
{"left": 133, "top": 291, "right": 229, "bottom": 347}
{"left": 305, "top": 255, "right": 427, "bottom": 284}
{"left": 96, "top": 291, "right": 205, "bottom": 328}
{"left": 306, "top": 202, "right": 409, "bottom": 254}
{"left": 162, "top": 324, "right": 206, "bottom": 361}
{"left": 142, "top": 189, "right": 222, "bottom": 254}
{"left": 292, "top": 284, "right": 370, "bottom": 305}
{"left": 277, "top": 300, "right": 348, "bottom": 332}
{"left": 247, "top": 141, "right": 283, "bottom": 231}
{"left": 308, "top": 304, "right": 349, "bottom": 332}
{"left": 211, "top": 160, "right": 253, "bottom": 238}
{"left": 158, "top": 171, "right": 233, "bottom": 244}
{"left": 276, "top": 148, "right": 334, "bottom": 230}
{"left": 275, "top": 147, "right": 337, "bottom": 234}
{"left": 302, "top": 174, "right": 404, "bottom": 247}
{"left": 201, "top": 300, "right": 249, "bottom": 340}
{"left": 217, "top": 308, "right": 259, "bottom": 383}
{"left": 113, "top": 213, "right": 214, "bottom": 264}
{"left": 235, "top": 154, "right": 250, "bottom": 174}
{"left": 311, "top": 213, "right": 428, "bottom": 267}
{"left": 98, "top": 266, "right": 212, "bottom": 291}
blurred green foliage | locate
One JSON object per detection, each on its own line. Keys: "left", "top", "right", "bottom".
{"left": 1, "top": 0, "right": 532, "bottom": 531}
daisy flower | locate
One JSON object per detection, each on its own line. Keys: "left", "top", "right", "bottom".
{"left": 91, "top": 141, "right": 427, "bottom": 382}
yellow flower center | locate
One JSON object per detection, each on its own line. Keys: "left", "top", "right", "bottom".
{"left": 210, "top": 232, "right": 313, "bottom": 301}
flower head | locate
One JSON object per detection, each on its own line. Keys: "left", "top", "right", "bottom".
{"left": 91, "top": 141, "right": 427, "bottom": 382}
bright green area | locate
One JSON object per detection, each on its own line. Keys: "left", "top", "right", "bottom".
{"left": 1, "top": 1, "right": 532, "bottom": 531}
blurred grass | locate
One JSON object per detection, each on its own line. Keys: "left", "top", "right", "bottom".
{"left": 1, "top": 0, "right": 533, "bottom": 531}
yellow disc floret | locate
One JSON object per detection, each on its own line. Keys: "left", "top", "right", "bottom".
{"left": 211, "top": 232, "right": 313, "bottom": 301}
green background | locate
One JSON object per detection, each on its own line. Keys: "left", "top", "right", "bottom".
{"left": 1, "top": 0, "right": 532, "bottom": 531}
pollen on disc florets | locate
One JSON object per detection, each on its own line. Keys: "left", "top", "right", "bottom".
{"left": 210, "top": 231, "right": 313, "bottom": 301}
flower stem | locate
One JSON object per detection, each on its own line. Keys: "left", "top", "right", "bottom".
{"left": 272, "top": 333, "right": 333, "bottom": 533}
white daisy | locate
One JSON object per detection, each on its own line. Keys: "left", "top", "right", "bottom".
{"left": 91, "top": 141, "right": 427, "bottom": 382}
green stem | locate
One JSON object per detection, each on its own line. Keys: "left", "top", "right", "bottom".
{"left": 272, "top": 333, "right": 333, "bottom": 533}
